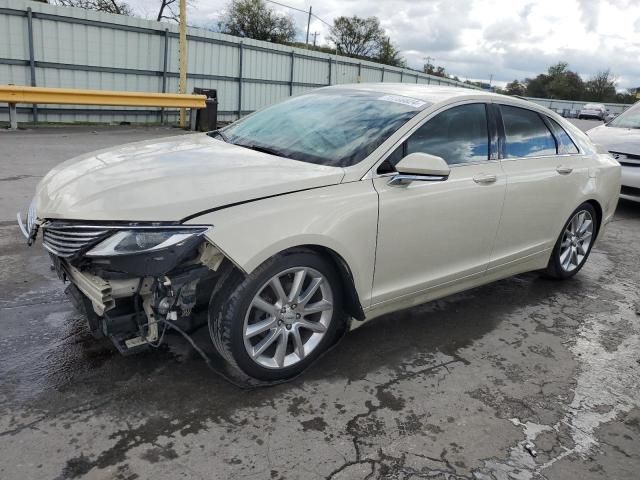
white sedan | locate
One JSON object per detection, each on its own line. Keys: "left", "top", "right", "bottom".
{"left": 587, "top": 101, "right": 640, "bottom": 202}
{"left": 18, "top": 85, "right": 621, "bottom": 384}
{"left": 578, "top": 103, "right": 608, "bottom": 121}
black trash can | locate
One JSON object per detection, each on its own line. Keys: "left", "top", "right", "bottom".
{"left": 193, "top": 88, "right": 218, "bottom": 131}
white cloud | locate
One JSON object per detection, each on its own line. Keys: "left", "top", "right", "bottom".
{"left": 127, "top": 0, "right": 640, "bottom": 89}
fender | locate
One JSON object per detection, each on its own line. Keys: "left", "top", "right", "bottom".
{"left": 185, "top": 181, "right": 380, "bottom": 310}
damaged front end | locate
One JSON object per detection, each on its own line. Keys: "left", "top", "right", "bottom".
{"left": 21, "top": 218, "right": 226, "bottom": 354}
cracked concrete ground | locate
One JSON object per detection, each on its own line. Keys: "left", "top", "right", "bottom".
{"left": 1, "top": 122, "right": 639, "bottom": 480}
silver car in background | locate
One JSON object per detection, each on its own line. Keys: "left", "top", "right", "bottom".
{"left": 588, "top": 101, "right": 640, "bottom": 202}
{"left": 579, "top": 103, "right": 608, "bottom": 121}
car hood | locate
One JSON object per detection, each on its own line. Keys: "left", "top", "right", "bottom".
{"left": 587, "top": 125, "right": 640, "bottom": 156}
{"left": 34, "top": 133, "right": 345, "bottom": 222}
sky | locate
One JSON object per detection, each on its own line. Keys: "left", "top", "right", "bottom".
{"left": 127, "top": 0, "right": 640, "bottom": 89}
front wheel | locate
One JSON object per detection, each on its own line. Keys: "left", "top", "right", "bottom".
{"left": 544, "top": 203, "right": 598, "bottom": 279}
{"left": 209, "top": 250, "right": 345, "bottom": 383}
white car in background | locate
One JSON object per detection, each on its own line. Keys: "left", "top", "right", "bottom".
{"left": 18, "top": 85, "right": 621, "bottom": 384}
{"left": 588, "top": 101, "right": 640, "bottom": 202}
{"left": 578, "top": 103, "right": 608, "bottom": 121}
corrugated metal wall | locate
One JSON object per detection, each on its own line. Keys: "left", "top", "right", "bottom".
{"left": 526, "top": 97, "right": 631, "bottom": 115}
{"left": 0, "top": 0, "right": 483, "bottom": 125}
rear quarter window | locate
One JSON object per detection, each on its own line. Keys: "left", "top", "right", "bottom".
{"left": 547, "top": 118, "right": 579, "bottom": 154}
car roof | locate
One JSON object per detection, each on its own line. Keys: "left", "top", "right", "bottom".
{"left": 322, "top": 83, "right": 504, "bottom": 105}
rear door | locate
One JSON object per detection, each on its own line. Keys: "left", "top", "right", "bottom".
{"left": 489, "top": 104, "right": 588, "bottom": 269}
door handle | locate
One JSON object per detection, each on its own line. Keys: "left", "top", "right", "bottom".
{"left": 473, "top": 174, "right": 497, "bottom": 184}
{"left": 556, "top": 166, "right": 573, "bottom": 175}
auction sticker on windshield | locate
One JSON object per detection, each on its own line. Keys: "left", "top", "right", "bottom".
{"left": 378, "top": 94, "right": 427, "bottom": 109}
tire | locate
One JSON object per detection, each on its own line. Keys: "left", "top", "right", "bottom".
{"left": 209, "top": 249, "right": 345, "bottom": 383}
{"left": 544, "top": 202, "right": 598, "bottom": 279}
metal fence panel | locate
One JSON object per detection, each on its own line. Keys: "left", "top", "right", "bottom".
{"left": 525, "top": 97, "right": 631, "bottom": 115}
{"left": 19, "top": 0, "right": 633, "bottom": 127}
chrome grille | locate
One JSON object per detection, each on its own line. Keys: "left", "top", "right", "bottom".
{"left": 42, "top": 223, "right": 110, "bottom": 258}
{"left": 611, "top": 151, "right": 640, "bottom": 167}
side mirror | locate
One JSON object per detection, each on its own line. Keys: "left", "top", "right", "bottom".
{"left": 389, "top": 152, "right": 450, "bottom": 186}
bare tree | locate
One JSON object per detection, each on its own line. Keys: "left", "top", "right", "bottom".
{"left": 218, "top": 0, "right": 297, "bottom": 44}
{"left": 585, "top": 69, "right": 617, "bottom": 102}
{"left": 156, "top": 0, "right": 197, "bottom": 23}
{"left": 52, "top": 0, "right": 132, "bottom": 15}
{"left": 329, "top": 16, "right": 384, "bottom": 57}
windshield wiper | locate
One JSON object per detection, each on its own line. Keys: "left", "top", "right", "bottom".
{"left": 238, "top": 143, "right": 289, "bottom": 158}
{"left": 208, "top": 130, "right": 230, "bottom": 143}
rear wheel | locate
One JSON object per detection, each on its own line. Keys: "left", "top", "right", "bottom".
{"left": 544, "top": 203, "right": 597, "bottom": 279}
{"left": 209, "top": 250, "right": 345, "bottom": 383}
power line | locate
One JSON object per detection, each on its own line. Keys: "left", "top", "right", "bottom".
{"left": 264, "top": 0, "right": 308, "bottom": 14}
{"left": 263, "top": 0, "right": 333, "bottom": 28}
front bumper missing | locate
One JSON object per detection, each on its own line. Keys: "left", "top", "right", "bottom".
{"left": 17, "top": 212, "right": 39, "bottom": 245}
{"left": 56, "top": 242, "right": 224, "bottom": 352}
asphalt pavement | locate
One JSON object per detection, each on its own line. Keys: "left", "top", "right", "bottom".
{"left": 1, "top": 118, "right": 639, "bottom": 480}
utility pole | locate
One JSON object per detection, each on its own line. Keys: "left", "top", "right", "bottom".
{"left": 178, "top": 0, "right": 187, "bottom": 128}
{"left": 488, "top": 73, "right": 493, "bottom": 87}
{"left": 305, "top": 6, "right": 312, "bottom": 45}
{"left": 312, "top": 31, "right": 319, "bottom": 47}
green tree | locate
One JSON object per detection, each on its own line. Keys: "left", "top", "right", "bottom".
{"left": 329, "top": 16, "right": 384, "bottom": 57}
{"left": 524, "top": 62, "right": 584, "bottom": 100}
{"left": 525, "top": 74, "right": 548, "bottom": 98}
{"left": 219, "top": 0, "right": 296, "bottom": 44}
{"left": 504, "top": 79, "right": 526, "bottom": 96}
{"left": 376, "top": 36, "right": 405, "bottom": 67}
{"left": 545, "top": 63, "right": 584, "bottom": 100}
{"left": 424, "top": 63, "right": 447, "bottom": 77}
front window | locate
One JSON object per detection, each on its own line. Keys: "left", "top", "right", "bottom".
{"left": 608, "top": 102, "right": 640, "bottom": 129}
{"left": 217, "top": 89, "right": 428, "bottom": 168}
{"left": 405, "top": 103, "right": 489, "bottom": 165}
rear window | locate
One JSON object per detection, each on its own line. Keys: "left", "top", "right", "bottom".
{"left": 500, "top": 105, "right": 556, "bottom": 158}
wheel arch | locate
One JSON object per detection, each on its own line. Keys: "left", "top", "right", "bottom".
{"left": 583, "top": 198, "right": 603, "bottom": 238}
{"left": 219, "top": 242, "right": 367, "bottom": 322}
{"left": 295, "top": 244, "right": 366, "bottom": 322}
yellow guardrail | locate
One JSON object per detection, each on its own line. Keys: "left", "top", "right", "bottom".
{"left": 1, "top": 85, "right": 207, "bottom": 129}
{"left": 0, "top": 85, "right": 206, "bottom": 108}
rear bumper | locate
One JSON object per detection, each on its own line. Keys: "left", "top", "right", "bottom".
{"left": 579, "top": 112, "right": 604, "bottom": 119}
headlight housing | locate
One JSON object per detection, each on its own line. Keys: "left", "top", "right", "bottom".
{"left": 86, "top": 228, "right": 207, "bottom": 257}
{"left": 85, "top": 226, "right": 209, "bottom": 277}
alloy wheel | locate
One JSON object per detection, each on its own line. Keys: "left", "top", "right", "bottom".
{"left": 243, "top": 267, "right": 333, "bottom": 369}
{"left": 559, "top": 209, "right": 594, "bottom": 272}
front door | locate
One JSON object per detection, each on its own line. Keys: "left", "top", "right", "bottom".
{"left": 371, "top": 103, "right": 506, "bottom": 307}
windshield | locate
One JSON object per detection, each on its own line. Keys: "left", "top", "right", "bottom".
{"left": 608, "top": 102, "right": 640, "bottom": 129}
{"left": 584, "top": 104, "right": 604, "bottom": 110}
{"left": 216, "top": 89, "right": 428, "bottom": 167}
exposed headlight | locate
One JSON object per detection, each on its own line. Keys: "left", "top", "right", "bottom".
{"left": 17, "top": 197, "right": 39, "bottom": 243}
{"left": 86, "top": 228, "right": 207, "bottom": 257}
{"left": 26, "top": 198, "right": 38, "bottom": 232}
